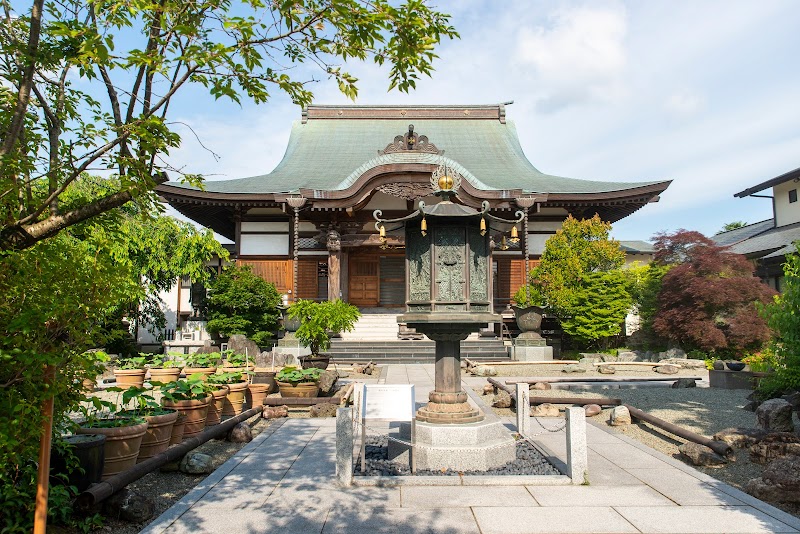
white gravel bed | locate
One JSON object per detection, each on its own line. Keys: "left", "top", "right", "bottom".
{"left": 465, "top": 362, "right": 707, "bottom": 379}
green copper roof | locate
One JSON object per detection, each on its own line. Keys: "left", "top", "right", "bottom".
{"left": 167, "top": 116, "right": 665, "bottom": 195}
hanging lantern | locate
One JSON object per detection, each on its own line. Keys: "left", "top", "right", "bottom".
{"left": 511, "top": 225, "right": 518, "bottom": 239}
{"left": 379, "top": 225, "right": 386, "bottom": 238}
{"left": 421, "top": 216, "right": 427, "bottom": 236}
{"left": 480, "top": 216, "right": 486, "bottom": 236}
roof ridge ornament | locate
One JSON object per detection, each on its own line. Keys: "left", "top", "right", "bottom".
{"left": 379, "top": 124, "right": 443, "bottom": 155}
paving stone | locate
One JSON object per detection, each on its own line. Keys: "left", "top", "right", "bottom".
{"left": 323, "top": 508, "right": 480, "bottom": 534}
{"left": 616, "top": 505, "right": 799, "bottom": 533}
{"left": 473, "top": 506, "right": 638, "bottom": 533}
{"left": 591, "top": 442, "right": 671, "bottom": 469}
{"left": 525, "top": 484, "right": 674, "bottom": 507}
{"left": 624, "top": 468, "right": 747, "bottom": 506}
{"left": 400, "top": 486, "right": 537, "bottom": 508}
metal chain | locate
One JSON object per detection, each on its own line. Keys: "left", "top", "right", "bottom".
{"left": 523, "top": 416, "right": 567, "bottom": 437}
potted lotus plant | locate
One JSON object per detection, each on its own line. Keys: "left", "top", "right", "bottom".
{"left": 159, "top": 376, "right": 214, "bottom": 440}
{"left": 147, "top": 353, "right": 183, "bottom": 384}
{"left": 275, "top": 366, "right": 323, "bottom": 398}
{"left": 209, "top": 371, "right": 248, "bottom": 417}
{"left": 117, "top": 385, "right": 179, "bottom": 462}
{"left": 113, "top": 354, "right": 148, "bottom": 388}
{"left": 511, "top": 283, "right": 547, "bottom": 339}
{"left": 287, "top": 299, "right": 361, "bottom": 369}
{"left": 204, "top": 372, "right": 233, "bottom": 426}
{"left": 183, "top": 352, "right": 220, "bottom": 381}
{"left": 220, "top": 350, "right": 254, "bottom": 374}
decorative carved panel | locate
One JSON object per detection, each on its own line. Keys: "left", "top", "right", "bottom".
{"left": 378, "top": 124, "right": 443, "bottom": 155}
{"left": 407, "top": 230, "right": 431, "bottom": 302}
{"left": 468, "top": 228, "right": 488, "bottom": 302}
{"left": 434, "top": 227, "right": 466, "bottom": 302}
{"left": 376, "top": 182, "right": 434, "bottom": 200}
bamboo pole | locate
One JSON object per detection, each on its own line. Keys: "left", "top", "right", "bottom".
{"left": 33, "top": 365, "right": 55, "bottom": 534}
{"left": 624, "top": 404, "right": 733, "bottom": 458}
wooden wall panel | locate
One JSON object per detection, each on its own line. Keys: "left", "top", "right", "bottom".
{"left": 495, "top": 258, "right": 540, "bottom": 304}
{"left": 296, "top": 259, "right": 321, "bottom": 300}
{"left": 237, "top": 259, "right": 292, "bottom": 294}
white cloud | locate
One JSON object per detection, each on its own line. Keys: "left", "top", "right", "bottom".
{"left": 665, "top": 89, "right": 705, "bottom": 117}
{"left": 516, "top": 2, "right": 629, "bottom": 110}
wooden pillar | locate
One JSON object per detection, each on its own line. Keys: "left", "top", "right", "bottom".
{"left": 326, "top": 227, "right": 342, "bottom": 301}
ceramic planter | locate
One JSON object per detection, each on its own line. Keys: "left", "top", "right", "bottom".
{"left": 162, "top": 396, "right": 211, "bottom": 439}
{"left": 251, "top": 369, "right": 277, "bottom": 393}
{"left": 300, "top": 356, "right": 330, "bottom": 370}
{"left": 148, "top": 367, "right": 181, "bottom": 384}
{"left": 221, "top": 365, "right": 254, "bottom": 376}
{"left": 169, "top": 413, "right": 187, "bottom": 445}
{"left": 246, "top": 383, "right": 271, "bottom": 409}
{"left": 77, "top": 420, "right": 148, "bottom": 480}
{"left": 222, "top": 381, "right": 248, "bottom": 416}
{"left": 206, "top": 386, "right": 230, "bottom": 426}
{"left": 183, "top": 367, "right": 217, "bottom": 381}
{"left": 113, "top": 368, "right": 146, "bottom": 388}
{"left": 50, "top": 434, "right": 106, "bottom": 492}
{"left": 511, "top": 305, "right": 546, "bottom": 335}
{"left": 136, "top": 409, "right": 179, "bottom": 462}
{"left": 277, "top": 381, "right": 320, "bottom": 398}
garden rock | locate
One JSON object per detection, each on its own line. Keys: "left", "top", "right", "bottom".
{"left": 713, "top": 360, "right": 725, "bottom": 370}
{"left": 713, "top": 427, "right": 767, "bottom": 448}
{"left": 749, "top": 433, "right": 800, "bottom": 464}
{"left": 227, "top": 422, "right": 253, "bottom": 443}
{"left": 180, "top": 452, "right": 214, "bottom": 474}
{"left": 659, "top": 348, "right": 687, "bottom": 360}
{"left": 318, "top": 370, "right": 339, "bottom": 396}
{"left": 600, "top": 354, "right": 618, "bottom": 363}
{"left": 661, "top": 358, "right": 706, "bottom": 369}
{"left": 255, "top": 351, "right": 273, "bottom": 367}
{"left": 746, "top": 455, "right": 800, "bottom": 503}
{"left": 530, "top": 382, "right": 551, "bottom": 391}
{"left": 610, "top": 406, "right": 631, "bottom": 426}
{"left": 103, "top": 488, "right": 155, "bottom": 523}
{"left": 263, "top": 405, "right": 289, "bottom": 419}
{"left": 492, "top": 390, "right": 512, "bottom": 408}
{"left": 617, "top": 351, "right": 637, "bottom": 362}
{"left": 678, "top": 442, "right": 727, "bottom": 467}
{"left": 578, "top": 354, "right": 603, "bottom": 363}
{"left": 654, "top": 365, "right": 679, "bottom": 375}
{"left": 671, "top": 378, "right": 697, "bottom": 388}
{"left": 363, "top": 361, "right": 377, "bottom": 375}
{"left": 195, "top": 341, "right": 221, "bottom": 354}
{"left": 598, "top": 365, "right": 616, "bottom": 375}
{"left": 483, "top": 384, "right": 496, "bottom": 395}
{"left": 563, "top": 364, "right": 586, "bottom": 374}
{"left": 756, "top": 399, "right": 795, "bottom": 432}
{"left": 228, "top": 334, "right": 261, "bottom": 360}
{"left": 781, "top": 391, "right": 800, "bottom": 411}
{"left": 531, "top": 403, "right": 560, "bottom": 417}
{"left": 472, "top": 365, "right": 497, "bottom": 377}
{"left": 310, "top": 403, "right": 338, "bottom": 418}
{"left": 584, "top": 404, "right": 602, "bottom": 417}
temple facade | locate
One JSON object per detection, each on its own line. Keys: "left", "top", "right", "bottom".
{"left": 157, "top": 104, "right": 670, "bottom": 311}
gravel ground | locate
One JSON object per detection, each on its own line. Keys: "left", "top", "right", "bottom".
{"left": 355, "top": 434, "right": 560, "bottom": 477}
{"left": 479, "top": 379, "right": 800, "bottom": 520}
{"left": 466, "top": 362, "right": 707, "bottom": 378}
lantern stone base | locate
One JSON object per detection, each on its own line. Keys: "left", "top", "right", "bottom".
{"left": 513, "top": 346, "right": 554, "bottom": 361}
{"left": 416, "top": 401, "right": 483, "bottom": 424}
{"left": 389, "top": 419, "right": 517, "bottom": 472}
{"left": 272, "top": 332, "right": 309, "bottom": 363}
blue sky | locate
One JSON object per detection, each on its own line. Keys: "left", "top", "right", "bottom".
{"left": 161, "top": 0, "right": 800, "bottom": 242}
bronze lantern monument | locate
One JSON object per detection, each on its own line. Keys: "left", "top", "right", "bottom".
{"left": 375, "top": 164, "right": 520, "bottom": 470}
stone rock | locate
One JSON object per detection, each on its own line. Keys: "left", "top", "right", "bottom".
{"left": 743, "top": 400, "right": 761, "bottom": 412}
{"left": 530, "top": 382, "right": 551, "bottom": 390}
{"left": 713, "top": 427, "right": 768, "bottom": 449}
{"left": 352, "top": 364, "right": 365, "bottom": 374}
{"left": 228, "top": 334, "right": 262, "bottom": 360}
{"left": 180, "top": 452, "right": 214, "bottom": 474}
{"left": 472, "top": 365, "right": 497, "bottom": 377}
{"left": 531, "top": 403, "right": 560, "bottom": 417}
{"left": 584, "top": 404, "right": 602, "bottom": 417}
{"left": 610, "top": 406, "right": 631, "bottom": 426}
{"left": 746, "top": 455, "right": 800, "bottom": 503}
{"left": 617, "top": 351, "right": 637, "bottom": 362}
{"left": 263, "top": 405, "right": 289, "bottom": 419}
{"left": 654, "top": 365, "right": 679, "bottom": 375}
{"left": 194, "top": 341, "right": 221, "bottom": 354}
{"left": 661, "top": 358, "right": 706, "bottom": 369}
{"left": 749, "top": 433, "right": 800, "bottom": 464}
{"left": 310, "top": 403, "right": 338, "bottom": 418}
{"left": 678, "top": 442, "right": 728, "bottom": 467}
{"left": 756, "top": 399, "right": 795, "bottom": 432}
{"left": 713, "top": 360, "right": 725, "bottom": 370}
{"left": 492, "top": 390, "right": 513, "bottom": 408}
{"left": 598, "top": 365, "right": 616, "bottom": 375}
{"left": 318, "top": 370, "right": 339, "bottom": 396}
{"left": 227, "top": 422, "right": 253, "bottom": 443}
{"left": 578, "top": 354, "right": 603, "bottom": 363}
{"left": 255, "top": 351, "right": 273, "bottom": 368}
{"left": 672, "top": 378, "right": 697, "bottom": 389}
{"left": 659, "top": 348, "right": 687, "bottom": 360}
{"left": 600, "top": 354, "right": 619, "bottom": 363}
{"left": 103, "top": 488, "right": 155, "bottom": 523}
{"left": 363, "top": 362, "right": 376, "bottom": 375}
{"left": 563, "top": 364, "right": 586, "bottom": 374}
{"left": 781, "top": 391, "right": 800, "bottom": 411}
{"left": 483, "top": 384, "right": 496, "bottom": 395}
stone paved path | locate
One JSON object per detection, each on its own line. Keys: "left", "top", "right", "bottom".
{"left": 141, "top": 365, "right": 800, "bottom": 534}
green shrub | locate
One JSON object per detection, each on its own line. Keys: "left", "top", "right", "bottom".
{"left": 287, "top": 299, "right": 361, "bottom": 355}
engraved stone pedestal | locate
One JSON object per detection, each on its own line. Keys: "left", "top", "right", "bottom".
{"left": 272, "top": 332, "right": 309, "bottom": 364}
{"left": 513, "top": 333, "right": 554, "bottom": 361}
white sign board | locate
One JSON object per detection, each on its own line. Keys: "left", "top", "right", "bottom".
{"left": 362, "top": 384, "right": 415, "bottom": 422}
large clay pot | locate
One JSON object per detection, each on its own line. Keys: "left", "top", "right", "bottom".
{"left": 50, "top": 434, "right": 106, "bottom": 492}
{"left": 246, "top": 383, "right": 270, "bottom": 409}
{"left": 136, "top": 409, "right": 179, "bottom": 462}
{"left": 162, "top": 396, "right": 211, "bottom": 440}
{"left": 77, "top": 420, "right": 148, "bottom": 480}
{"left": 183, "top": 367, "right": 217, "bottom": 381}
{"left": 512, "top": 305, "right": 546, "bottom": 337}
{"left": 206, "top": 386, "right": 229, "bottom": 426}
{"left": 148, "top": 368, "right": 181, "bottom": 384}
{"left": 221, "top": 365, "right": 254, "bottom": 376}
{"left": 251, "top": 369, "right": 277, "bottom": 393}
{"left": 300, "top": 356, "right": 330, "bottom": 370}
{"left": 277, "top": 381, "right": 320, "bottom": 398}
{"left": 169, "top": 413, "right": 187, "bottom": 445}
{"left": 222, "top": 381, "right": 248, "bottom": 416}
{"left": 113, "top": 368, "right": 146, "bottom": 388}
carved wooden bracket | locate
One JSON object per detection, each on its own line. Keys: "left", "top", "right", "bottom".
{"left": 378, "top": 124, "right": 443, "bottom": 155}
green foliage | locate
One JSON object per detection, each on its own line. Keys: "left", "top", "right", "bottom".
{"left": 114, "top": 354, "right": 147, "bottom": 370}
{"left": 275, "top": 366, "right": 323, "bottom": 384}
{"left": 561, "top": 271, "right": 632, "bottom": 349}
{"left": 622, "top": 262, "right": 670, "bottom": 343}
{"left": 206, "top": 266, "right": 282, "bottom": 346}
{"left": 717, "top": 221, "right": 748, "bottom": 234}
{"left": 207, "top": 371, "right": 245, "bottom": 385}
{"left": 147, "top": 354, "right": 182, "bottom": 369}
{"left": 225, "top": 351, "right": 249, "bottom": 367}
{"left": 0, "top": 0, "right": 458, "bottom": 251}
{"left": 511, "top": 284, "right": 545, "bottom": 308}
{"left": 159, "top": 378, "right": 214, "bottom": 402}
{"left": 524, "top": 215, "right": 625, "bottom": 317}
{"left": 184, "top": 353, "right": 221, "bottom": 369}
{"left": 287, "top": 299, "right": 361, "bottom": 355}
{"left": 760, "top": 246, "right": 800, "bottom": 397}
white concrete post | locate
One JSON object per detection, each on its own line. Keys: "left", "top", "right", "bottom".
{"left": 515, "top": 383, "right": 530, "bottom": 436}
{"left": 336, "top": 407, "right": 353, "bottom": 486}
{"left": 566, "top": 406, "right": 588, "bottom": 485}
